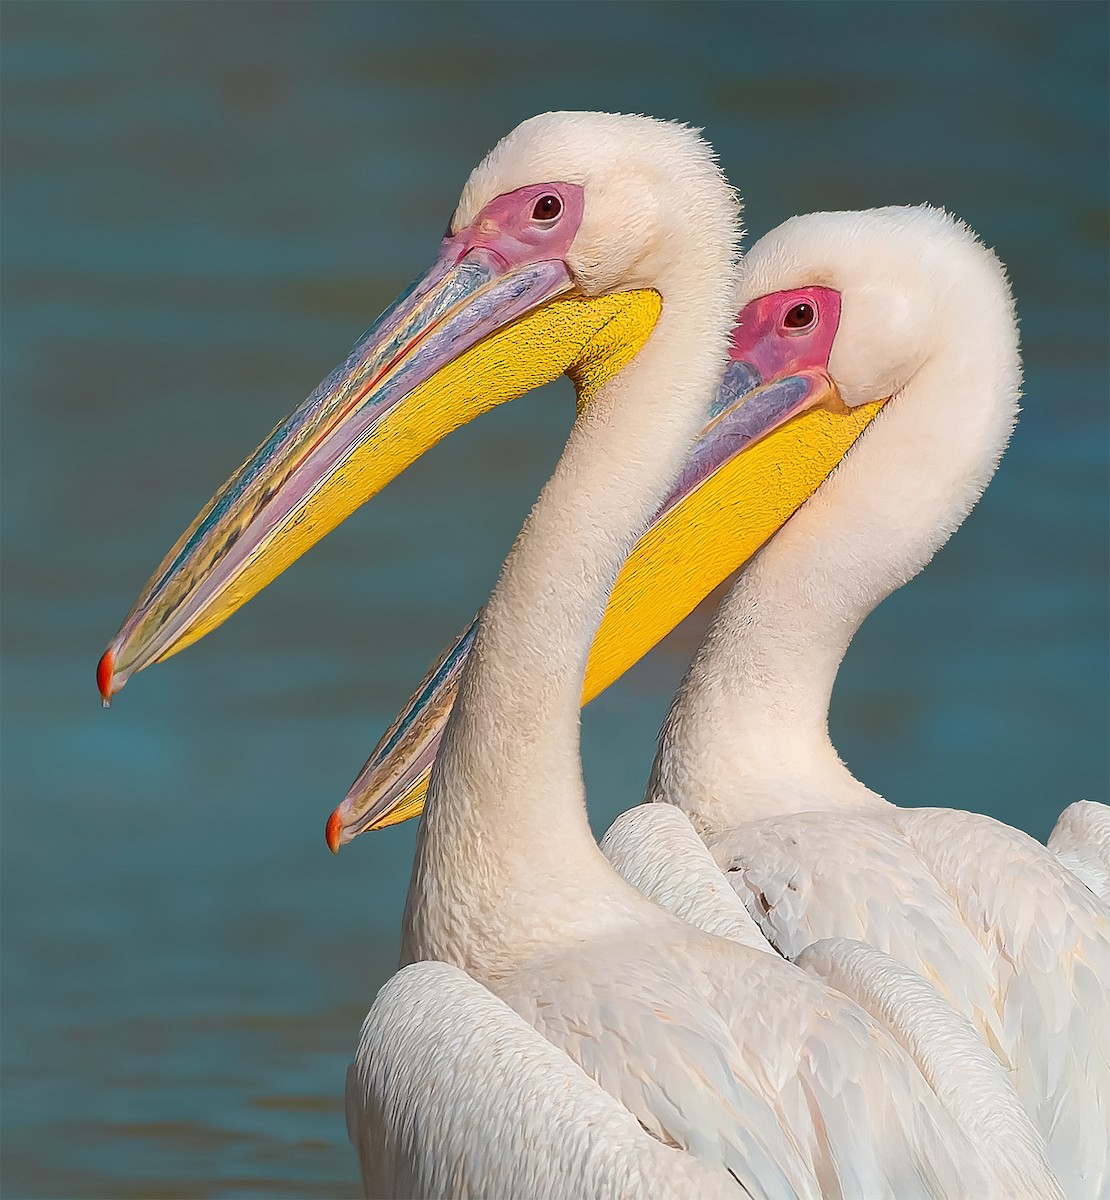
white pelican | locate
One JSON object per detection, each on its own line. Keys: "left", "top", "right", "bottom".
{"left": 389, "top": 131, "right": 1024, "bottom": 1199}
{"left": 641, "top": 207, "right": 1110, "bottom": 1197}
{"left": 100, "top": 116, "right": 1028, "bottom": 1197}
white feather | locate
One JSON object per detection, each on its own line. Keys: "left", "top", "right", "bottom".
{"left": 348, "top": 962, "right": 743, "bottom": 1200}
{"left": 1049, "top": 801, "right": 1110, "bottom": 903}
{"left": 601, "top": 803, "right": 772, "bottom": 953}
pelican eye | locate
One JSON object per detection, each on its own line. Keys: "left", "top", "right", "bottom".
{"left": 782, "top": 301, "right": 816, "bottom": 331}
{"left": 532, "top": 194, "right": 563, "bottom": 222}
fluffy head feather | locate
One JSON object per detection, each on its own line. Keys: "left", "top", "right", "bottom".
{"left": 737, "top": 205, "right": 1019, "bottom": 411}
{"left": 454, "top": 111, "right": 741, "bottom": 300}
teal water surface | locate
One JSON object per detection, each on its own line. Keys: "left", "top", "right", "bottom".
{"left": 2, "top": 3, "right": 1107, "bottom": 1197}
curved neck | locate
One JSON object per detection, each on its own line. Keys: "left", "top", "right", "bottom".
{"left": 653, "top": 303, "right": 1020, "bottom": 832}
{"left": 404, "top": 275, "right": 737, "bottom": 972}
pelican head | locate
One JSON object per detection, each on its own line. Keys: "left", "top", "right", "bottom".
{"left": 98, "top": 112, "right": 740, "bottom": 702}
{"left": 725, "top": 205, "right": 1020, "bottom": 607}
{"left": 733, "top": 204, "right": 1017, "bottom": 408}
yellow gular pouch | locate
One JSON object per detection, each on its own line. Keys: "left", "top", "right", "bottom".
{"left": 371, "top": 783, "right": 435, "bottom": 833}
{"left": 589, "top": 397, "right": 885, "bottom": 696}
{"left": 154, "top": 289, "right": 664, "bottom": 662}
{"left": 369, "top": 394, "right": 886, "bottom": 831}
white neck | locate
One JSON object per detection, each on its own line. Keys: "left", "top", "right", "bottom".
{"left": 652, "top": 278, "right": 1020, "bottom": 832}
{"left": 403, "top": 266, "right": 738, "bottom": 975}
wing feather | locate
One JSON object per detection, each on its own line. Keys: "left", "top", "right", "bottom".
{"left": 898, "top": 807, "right": 1110, "bottom": 1197}
{"left": 347, "top": 961, "right": 743, "bottom": 1200}
{"left": 1048, "top": 801, "right": 1110, "bottom": 903}
{"left": 709, "top": 813, "right": 1008, "bottom": 1058}
{"left": 797, "top": 937, "right": 1062, "bottom": 1200}
{"left": 706, "top": 806, "right": 1109, "bottom": 1197}
{"left": 601, "top": 804, "right": 773, "bottom": 953}
{"left": 503, "top": 926, "right": 992, "bottom": 1200}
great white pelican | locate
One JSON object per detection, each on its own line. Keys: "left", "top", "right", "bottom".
{"left": 644, "top": 208, "right": 1109, "bottom": 1198}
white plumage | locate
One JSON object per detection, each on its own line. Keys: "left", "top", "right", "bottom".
{"left": 349, "top": 121, "right": 1034, "bottom": 1199}
{"left": 1050, "top": 800, "right": 1110, "bottom": 902}
{"left": 348, "top": 961, "right": 740, "bottom": 1200}
{"left": 602, "top": 804, "right": 1062, "bottom": 1200}
{"left": 647, "top": 206, "right": 1110, "bottom": 1197}
{"left": 600, "top": 800, "right": 772, "bottom": 953}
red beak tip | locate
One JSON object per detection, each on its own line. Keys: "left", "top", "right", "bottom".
{"left": 96, "top": 650, "right": 116, "bottom": 707}
{"left": 325, "top": 809, "right": 344, "bottom": 854}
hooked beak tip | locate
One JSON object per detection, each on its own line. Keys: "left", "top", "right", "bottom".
{"left": 325, "top": 807, "right": 344, "bottom": 854}
{"left": 97, "top": 649, "right": 115, "bottom": 708}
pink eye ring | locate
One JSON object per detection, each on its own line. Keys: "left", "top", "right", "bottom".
{"left": 782, "top": 301, "right": 817, "bottom": 331}
{"left": 531, "top": 194, "right": 563, "bottom": 222}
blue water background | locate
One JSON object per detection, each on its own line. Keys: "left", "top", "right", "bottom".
{"left": 3, "top": 3, "right": 1107, "bottom": 1196}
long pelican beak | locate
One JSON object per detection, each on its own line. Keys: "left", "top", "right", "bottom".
{"left": 328, "top": 291, "right": 887, "bottom": 847}
{"left": 98, "top": 198, "right": 662, "bottom": 703}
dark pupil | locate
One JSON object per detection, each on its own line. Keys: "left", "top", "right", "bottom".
{"left": 533, "top": 194, "right": 562, "bottom": 221}
{"left": 784, "top": 302, "right": 815, "bottom": 329}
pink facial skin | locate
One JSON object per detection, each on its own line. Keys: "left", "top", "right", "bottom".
{"left": 443, "top": 182, "right": 585, "bottom": 273}
{"left": 731, "top": 286, "right": 841, "bottom": 381}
